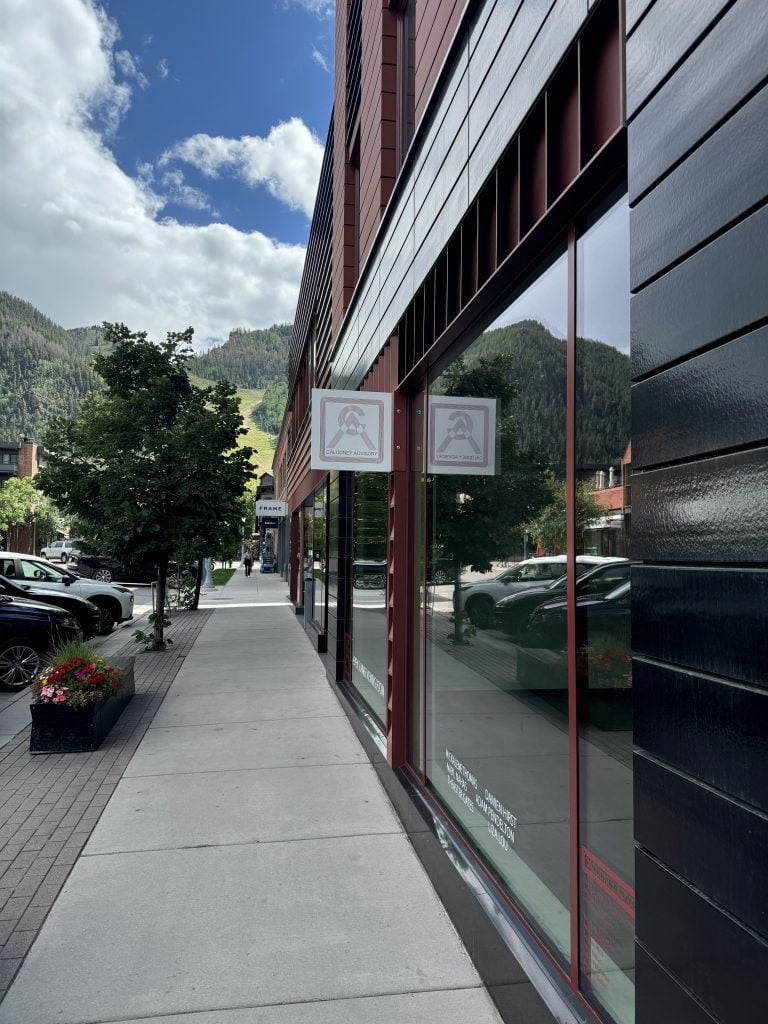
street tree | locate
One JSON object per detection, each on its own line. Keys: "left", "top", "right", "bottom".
{"left": 430, "top": 354, "right": 553, "bottom": 643}
{"left": 38, "top": 323, "right": 254, "bottom": 648}
{"left": 0, "top": 476, "right": 60, "bottom": 550}
{"left": 526, "top": 477, "right": 605, "bottom": 554}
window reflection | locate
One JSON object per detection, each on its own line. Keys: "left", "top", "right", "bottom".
{"left": 425, "top": 249, "right": 573, "bottom": 962}
{"left": 350, "top": 473, "right": 388, "bottom": 724}
{"left": 312, "top": 484, "right": 327, "bottom": 631}
{"left": 576, "top": 194, "right": 633, "bottom": 1024}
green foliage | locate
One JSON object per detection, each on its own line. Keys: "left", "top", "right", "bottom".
{"left": 0, "top": 476, "right": 60, "bottom": 541}
{"left": 526, "top": 478, "right": 605, "bottom": 553}
{"left": 254, "top": 380, "right": 288, "bottom": 434}
{"left": 187, "top": 324, "right": 291, "bottom": 389}
{"left": 0, "top": 291, "right": 104, "bottom": 439}
{"left": 38, "top": 322, "right": 255, "bottom": 647}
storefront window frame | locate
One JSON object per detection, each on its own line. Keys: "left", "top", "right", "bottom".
{"left": 402, "top": 180, "right": 632, "bottom": 1023}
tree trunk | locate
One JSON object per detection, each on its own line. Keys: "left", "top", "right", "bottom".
{"left": 452, "top": 557, "right": 465, "bottom": 645}
{"left": 191, "top": 559, "right": 204, "bottom": 610}
{"left": 154, "top": 555, "right": 169, "bottom": 650}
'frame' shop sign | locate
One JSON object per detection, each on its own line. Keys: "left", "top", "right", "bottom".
{"left": 310, "top": 389, "right": 392, "bottom": 472}
{"left": 255, "top": 500, "right": 287, "bottom": 516}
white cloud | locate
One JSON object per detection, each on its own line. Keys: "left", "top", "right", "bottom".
{"left": 160, "top": 169, "right": 219, "bottom": 216}
{"left": 285, "top": 0, "right": 335, "bottom": 16}
{"left": 312, "top": 48, "right": 330, "bottom": 74}
{"left": 0, "top": 0, "right": 308, "bottom": 346}
{"left": 114, "top": 49, "right": 148, "bottom": 90}
{"left": 161, "top": 118, "right": 324, "bottom": 218}
{"left": 157, "top": 57, "right": 169, "bottom": 80}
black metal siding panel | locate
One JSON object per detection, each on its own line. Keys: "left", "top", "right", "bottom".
{"left": 630, "top": 84, "right": 768, "bottom": 290}
{"left": 635, "top": 851, "right": 768, "bottom": 1024}
{"left": 631, "top": 325, "right": 768, "bottom": 468}
{"left": 624, "top": 0, "right": 732, "bottom": 118}
{"left": 636, "top": 947, "right": 720, "bottom": 1024}
{"left": 625, "top": 0, "right": 657, "bottom": 35}
{"left": 633, "top": 660, "right": 768, "bottom": 811}
{"left": 627, "top": 0, "right": 768, "bottom": 202}
{"left": 631, "top": 448, "right": 768, "bottom": 563}
{"left": 630, "top": 203, "right": 768, "bottom": 379}
{"left": 632, "top": 566, "right": 768, "bottom": 685}
{"left": 635, "top": 753, "right": 768, "bottom": 938}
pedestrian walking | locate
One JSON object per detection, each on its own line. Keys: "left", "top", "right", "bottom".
{"left": 243, "top": 545, "right": 253, "bottom": 577}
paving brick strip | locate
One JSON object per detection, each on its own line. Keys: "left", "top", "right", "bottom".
{"left": 0, "top": 608, "right": 213, "bottom": 1000}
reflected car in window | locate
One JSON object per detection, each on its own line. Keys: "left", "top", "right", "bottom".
{"left": 455, "top": 555, "right": 623, "bottom": 629}
{"left": 493, "top": 560, "right": 631, "bottom": 639}
{"left": 525, "top": 579, "right": 631, "bottom": 650}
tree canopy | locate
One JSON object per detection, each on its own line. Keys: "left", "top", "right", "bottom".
{"left": 38, "top": 322, "right": 254, "bottom": 646}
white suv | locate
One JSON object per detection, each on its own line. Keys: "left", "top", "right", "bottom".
{"left": 0, "top": 553, "right": 133, "bottom": 635}
{"left": 40, "top": 539, "right": 83, "bottom": 564}
{"left": 454, "top": 555, "right": 625, "bottom": 628}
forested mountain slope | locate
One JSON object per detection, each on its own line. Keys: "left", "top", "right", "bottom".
{"left": 468, "top": 319, "right": 630, "bottom": 468}
{"left": 0, "top": 292, "right": 103, "bottom": 439}
{"left": 187, "top": 324, "right": 291, "bottom": 388}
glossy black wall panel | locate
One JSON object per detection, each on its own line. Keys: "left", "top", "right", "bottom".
{"left": 632, "top": 566, "right": 768, "bottom": 684}
{"left": 630, "top": 84, "right": 768, "bottom": 289}
{"left": 636, "top": 851, "right": 768, "bottom": 1024}
{"left": 631, "top": 447, "right": 768, "bottom": 562}
{"left": 633, "top": 660, "right": 768, "bottom": 812}
{"left": 635, "top": 753, "right": 768, "bottom": 938}
{"left": 630, "top": 203, "right": 768, "bottom": 378}
{"left": 635, "top": 945, "right": 720, "bottom": 1024}
{"left": 624, "top": 0, "right": 731, "bottom": 119}
{"left": 628, "top": 0, "right": 768, "bottom": 200}
{"left": 632, "top": 325, "right": 768, "bottom": 467}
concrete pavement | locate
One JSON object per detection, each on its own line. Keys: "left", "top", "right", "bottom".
{"left": 0, "top": 565, "right": 503, "bottom": 1023}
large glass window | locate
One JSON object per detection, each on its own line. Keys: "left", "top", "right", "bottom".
{"left": 312, "top": 483, "right": 327, "bottom": 632}
{"left": 413, "top": 193, "right": 633, "bottom": 1023}
{"left": 350, "top": 472, "right": 388, "bottom": 724}
{"left": 424, "top": 249, "right": 572, "bottom": 962}
{"left": 576, "top": 195, "right": 633, "bottom": 1024}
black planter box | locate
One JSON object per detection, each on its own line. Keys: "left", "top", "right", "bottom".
{"left": 29, "top": 657, "right": 135, "bottom": 753}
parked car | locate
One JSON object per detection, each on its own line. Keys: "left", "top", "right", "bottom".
{"left": 0, "top": 575, "right": 101, "bottom": 640}
{"left": 525, "top": 580, "right": 631, "bottom": 650}
{"left": 352, "top": 560, "right": 387, "bottom": 590}
{"left": 455, "top": 555, "right": 624, "bottom": 628}
{"left": 0, "top": 553, "right": 134, "bottom": 635}
{"left": 493, "top": 560, "right": 631, "bottom": 639}
{"left": 39, "top": 539, "right": 83, "bottom": 564}
{"left": 74, "top": 555, "right": 195, "bottom": 585}
{"left": 0, "top": 594, "right": 82, "bottom": 690}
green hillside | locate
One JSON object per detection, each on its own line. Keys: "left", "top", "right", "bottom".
{"left": 0, "top": 292, "right": 103, "bottom": 440}
{"left": 469, "top": 319, "right": 630, "bottom": 468}
{"left": 187, "top": 324, "right": 291, "bottom": 388}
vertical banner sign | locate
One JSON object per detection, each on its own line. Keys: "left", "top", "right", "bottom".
{"left": 311, "top": 389, "right": 392, "bottom": 472}
{"left": 427, "top": 396, "right": 497, "bottom": 475}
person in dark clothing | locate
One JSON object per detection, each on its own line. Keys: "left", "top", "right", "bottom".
{"left": 243, "top": 546, "right": 253, "bottom": 577}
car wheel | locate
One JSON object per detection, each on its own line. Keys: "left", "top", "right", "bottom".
{"left": 0, "top": 641, "right": 41, "bottom": 690}
{"left": 466, "top": 597, "right": 494, "bottom": 629}
{"left": 432, "top": 567, "right": 449, "bottom": 585}
{"left": 92, "top": 602, "right": 116, "bottom": 635}
{"left": 93, "top": 568, "right": 113, "bottom": 583}
{"left": 60, "top": 553, "right": 68, "bottom": 564}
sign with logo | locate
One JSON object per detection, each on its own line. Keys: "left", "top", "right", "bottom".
{"left": 255, "top": 500, "right": 287, "bottom": 517}
{"left": 260, "top": 517, "right": 280, "bottom": 529}
{"left": 427, "top": 396, "right": 496, "bottom": 475}
{"left": 310, "top": 389, "right": 392, "bottom": 472}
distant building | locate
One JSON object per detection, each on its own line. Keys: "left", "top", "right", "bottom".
{"left": 0, "top": 437, "right": 42, "bottom": 487}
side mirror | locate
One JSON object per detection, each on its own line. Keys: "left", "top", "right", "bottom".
{"left": 63, "top": 576, "right": 73, "bottom": 586}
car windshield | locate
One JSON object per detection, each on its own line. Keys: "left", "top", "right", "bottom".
{"left": 547, "top": 574, "right": 567, "bottom": 590}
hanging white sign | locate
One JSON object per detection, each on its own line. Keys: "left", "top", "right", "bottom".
{"left": 311, "top": 389, "right": 392, "bottom": 472}
{"left": 255, "top": 500, "right": 287, "bottom": 517}
{"left": 427, "top": 395, "right": 497, "bottom": 475}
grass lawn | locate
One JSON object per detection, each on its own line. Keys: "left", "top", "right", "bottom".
{"left": 212, "top": 568, "right": 237, "bottom": 586}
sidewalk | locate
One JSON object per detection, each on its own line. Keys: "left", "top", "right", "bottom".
{"left": 0, "top": 566, "right": 503, "bottom": 1023}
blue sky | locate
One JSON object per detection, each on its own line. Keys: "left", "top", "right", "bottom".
{"left": 0, "top": 0, "right": 336, "bottom": 346}
{"left": 103, "top": 0, "right": 335, "bottom": 241}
